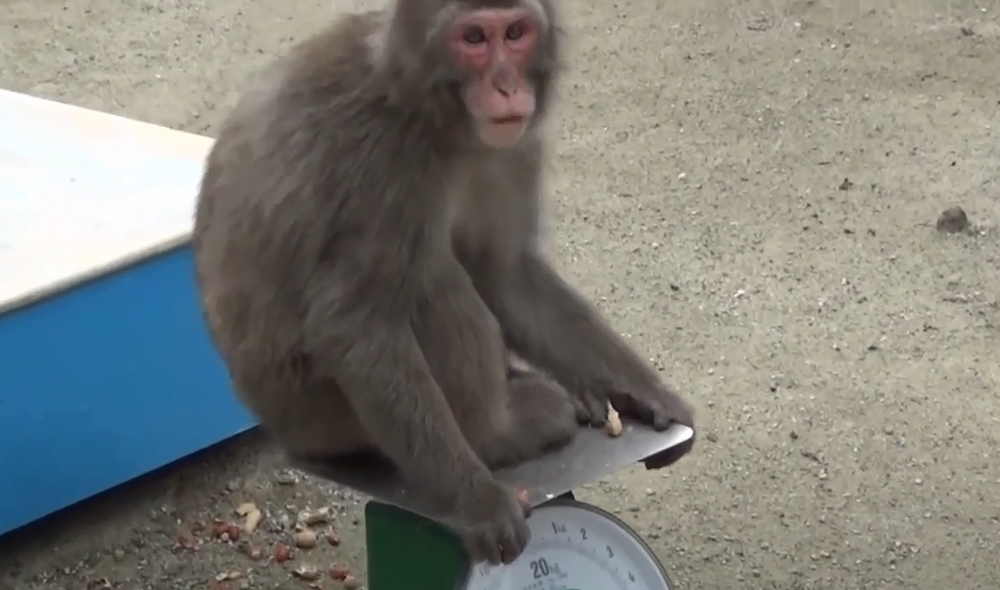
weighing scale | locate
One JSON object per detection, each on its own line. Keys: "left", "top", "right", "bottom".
{"left": 293, "top": 418, "right": 695, "bottom": 590}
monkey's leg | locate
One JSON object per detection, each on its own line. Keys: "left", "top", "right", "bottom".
{"left": 413, "top": 267, "right": 576, "bottom": 470}
{"left": 487, "top": 251, "right": 694, "bottom": 430}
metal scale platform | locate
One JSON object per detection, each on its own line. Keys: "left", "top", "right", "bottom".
{"left": 294, "top": 420, "right": 695, "bottom": 590}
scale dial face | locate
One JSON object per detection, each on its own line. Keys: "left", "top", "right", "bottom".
{"left": 461, "top": 499, "right": 672, "bottom": 590}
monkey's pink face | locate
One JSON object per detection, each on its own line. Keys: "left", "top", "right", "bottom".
{"left": 448, "top": 8, "right": 541, "bottom": 149}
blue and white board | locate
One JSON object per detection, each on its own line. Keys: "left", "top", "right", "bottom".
{"left": 0, "top": 89, "right": 254, "bottom": 536}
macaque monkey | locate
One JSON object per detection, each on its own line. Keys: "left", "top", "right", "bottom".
{"left": 193, "top": 0, "right": 694, "bottom": 566}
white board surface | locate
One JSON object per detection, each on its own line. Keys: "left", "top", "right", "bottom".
{"left": 0, "top": 89, "right": 214, "bottom": 312}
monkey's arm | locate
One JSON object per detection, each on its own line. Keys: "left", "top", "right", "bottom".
{"left": 489, "top": 249, "right": 692, "bottom": 429}
{"left": 302, "top": 273, "right": 491, "bottom": 510}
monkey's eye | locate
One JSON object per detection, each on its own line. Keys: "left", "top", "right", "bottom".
{"left": 505, "top": 21, "right": 526, "bottom": 41}
{"left": 462, "top": 26, "right": 487, "bottom": 45}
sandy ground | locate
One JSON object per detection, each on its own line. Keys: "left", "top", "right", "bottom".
{"left": 2, "top": 0, "right": 999, "bottom": 588}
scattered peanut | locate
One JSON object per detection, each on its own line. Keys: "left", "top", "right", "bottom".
{"left": 293, "top": 529, "right": 319, "bottom": 549}
{"left": 292, "top": 565, "right": 322, "bottom": 581}
{"left": 325, "top": 531, "right": 342, "bottom": 546}
{"left": 329, "top": 566, "right": 351, "bottom": 581}
{"left": 236, "top": 502, "right": 264, "bottom": 533}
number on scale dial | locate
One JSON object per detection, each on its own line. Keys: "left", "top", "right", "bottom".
{"left": 463, "top": 499, "right": 672, "bottom": 590}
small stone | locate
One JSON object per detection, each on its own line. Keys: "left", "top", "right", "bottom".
{"left": 215, "top": 572, "right": 242, "bottom": 582}
{"left": 936, "top": 206, "right": 969, "bottom": 233}
{"left": 325, "top": 531, "right": 342, "bottom": 546}
{"left": 175, "top": 535, "right": 197, "bottom": 551}
{"left": 274, "top": 470, "right": 299, "bottom": 485}
{"left": 329, "top": 566, "right": 351, "bottom": 581}
{"left": 226, "top": 524, "right": 241, "bottom": 541}
{"left": 211, "top": 520, "right": 230, "bottom": 539}
{"left": 342, "top": 575, "right": 362, "bottom": 589}
{"left": 274, "top": 544, "right": 293, "bottom": 563}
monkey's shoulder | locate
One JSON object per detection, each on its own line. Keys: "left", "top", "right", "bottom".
{"left": 277, "top": 11, "right": 387, "bottom": 94}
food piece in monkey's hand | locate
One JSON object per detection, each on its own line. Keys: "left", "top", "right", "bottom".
{"left": 602, "top": 384, "right": 694, "bottom": 432}
{"left": 605, "top": 402, "right": 623, "bottom": 437}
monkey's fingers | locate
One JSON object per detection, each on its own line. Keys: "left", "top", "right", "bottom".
{"left": 608, "top": 390, "right": 682, "bottom": 431}
{"left": 568, "top": 396, "right": 591, "bottom": 424}
{"left": 649, "top": 401, "right": 674, "bottom": 431}
{"left": 501, "top": 522, "right": 531, "bottom": 565}
{"left": 607, "top": 391, "right": 657, "bottom": 428}
{"left": 643, "top": 385, "right": 695, "bottom": 429}
{"left": 473, "top": 518, "right": 529, "bottom": 566}
{"left": 661, "top": 391, "right": 695, "bottom": 429}
{"left": 653, "top": 397, "right": 694, "bottom": 430}
{"left": 571, "top": 392, "right": 608, "bottom": 427}
{"left": 464, "top": 531, "right": 504, "bottom": 565}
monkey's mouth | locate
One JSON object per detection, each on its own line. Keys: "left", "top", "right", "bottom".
{"left": 490, "top": 115, "right": 528, "bottom": 125}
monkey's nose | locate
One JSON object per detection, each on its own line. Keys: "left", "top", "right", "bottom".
{"left": 494, "top": 81, "right": 515, "bottom": 97}
{"left": 492, "top": 69, "right": 518, "bottom": 96}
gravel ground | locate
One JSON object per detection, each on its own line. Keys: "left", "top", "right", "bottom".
{"left": 1, "top": 0, "right": 999, "bottom": 589}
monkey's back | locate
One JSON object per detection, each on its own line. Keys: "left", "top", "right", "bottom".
{"left": 191, "top": 12, "right": 404, "bottom": 452}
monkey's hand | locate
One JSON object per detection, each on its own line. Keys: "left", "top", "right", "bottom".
{"left": 572, "top": 383, "right": 694, "bottom": 432}
{"left": 446, "top": 474, "right": 532, "bottom": 565}
{"left": 612, "top": 383, "right": 694, "bottom": 431}
{"left": 488, "top": 251, "right": 694, "bottom": 440}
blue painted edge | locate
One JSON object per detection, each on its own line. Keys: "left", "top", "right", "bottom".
{"left": 0, "top": 243, "right": 256, "bottom": 535}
